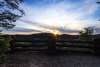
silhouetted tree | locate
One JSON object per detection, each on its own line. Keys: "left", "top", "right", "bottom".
{"left": 96, "top": 0, "right": 100, "bottom": 4}
{"left": 0, "top": 0, "right": 24, "bottom": 30}
{"left": 94, "top": 0, "right": 100, "bottom": 54}
{"left": 79, "top": 27, "right": 94, "bottom": 40}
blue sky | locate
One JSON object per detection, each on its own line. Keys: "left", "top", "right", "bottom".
{"left": 2, "top": 0, "right": 100, "bottom": 35}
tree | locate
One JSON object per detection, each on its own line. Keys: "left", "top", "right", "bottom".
{"left": 0, "top": 0, "right": 24, "bottom": 30}
{"left": 0, "top": 0, "right": 24, "bottom": 63}
{"left": 96, "top": 0, "right": 100, "bottom": 4}
{"left": 79, "top": 27, "right": 94, "bottom": 40}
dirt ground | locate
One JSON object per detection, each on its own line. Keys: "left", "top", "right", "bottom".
{"left": 0, "top": 51, "right": 100, "bottom": 67}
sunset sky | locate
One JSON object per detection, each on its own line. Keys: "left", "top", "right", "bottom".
{"left": 2, "top": 0, "right": 100, "bottom": 35}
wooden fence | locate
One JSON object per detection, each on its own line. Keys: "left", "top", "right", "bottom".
{"left": 8, "top": 35, "right": 99, "bottom": 53}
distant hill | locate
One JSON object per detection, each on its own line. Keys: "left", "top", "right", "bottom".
{"left": 12, "top": 33, "right": 80, "bottom": 41}
{"left": 1, "top": 33, "right": 100, "bottom": 40}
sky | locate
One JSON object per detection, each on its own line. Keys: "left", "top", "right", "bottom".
{"left": 2, "top": 0, "right": 100, "bottom": 35}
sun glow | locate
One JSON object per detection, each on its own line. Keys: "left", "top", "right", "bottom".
{"left": 53, "top": 30, "right": 60, "bottom": 35}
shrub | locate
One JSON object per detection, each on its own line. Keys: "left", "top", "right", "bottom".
{"left": 0, "top": 35, "right": 11, "bottom": 63}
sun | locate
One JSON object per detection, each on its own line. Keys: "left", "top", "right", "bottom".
{"left": 52, "top": 30, "right": 60, "bottom": 36}
{"left": 53, "top": 31, "right": 59, "bottom": 35}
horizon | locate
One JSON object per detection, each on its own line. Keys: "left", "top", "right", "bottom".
{"left": 1, "top": 0, "right": 100, "bottom": 35}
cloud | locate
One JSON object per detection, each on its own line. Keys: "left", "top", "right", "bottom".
{"left": 2, "top": 0, "right": 99, "bottom": 34}
{"left": 2, "top": 27, "right": 42, "bottom": 34}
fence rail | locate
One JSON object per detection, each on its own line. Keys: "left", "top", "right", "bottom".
{"left": 1, "top": 35, "right": 100, "bottom": 53}
{"left": 8, "top": 35, "right": 97, "bottom": 53}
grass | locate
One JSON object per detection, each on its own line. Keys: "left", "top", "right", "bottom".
{"left": 16, "top": 42, "right": 32, "bottom": 45}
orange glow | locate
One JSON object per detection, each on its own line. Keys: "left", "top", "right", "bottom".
{"left": 53, "top": 31, "right": 60, "bottom": 36}
{"left": 51, "top": 30, "right": 61, "bottom": 39}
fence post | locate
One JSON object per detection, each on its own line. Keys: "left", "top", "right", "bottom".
{"left": 48, "top": 35, "right": 56, "bottom": 53}
{"left": 94, "top": 38, "right": 100, "bottom": 55}
{"left": 10, "top": 36, "right": 15, "bottom": 52}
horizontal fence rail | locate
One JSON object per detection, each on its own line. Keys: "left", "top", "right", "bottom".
{"left": 1, "top": 34, "right": 100, "bottom": 54}
{"left": 8, "top": 35, "right": 96, "bottom": 53}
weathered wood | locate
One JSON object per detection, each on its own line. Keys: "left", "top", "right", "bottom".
{"left": 94, "top": 38, "right": 100, "bottom": 54}
{"left": 57, "top": 40, "right": 93, "bottom": 43}
{"left": 47, "top": 36, "right": 56, "bottom": 53}
{"left": 56, "top": 44, "right": 94, "bottom": 48}
{"left": 10, "top": 35, "right": 55, "bottom": 51}
{"left": 9, "top": 35, "right": 95, "bottom": 53}
{"left": 10, "top": 40, "right": 16, "bottom": 52}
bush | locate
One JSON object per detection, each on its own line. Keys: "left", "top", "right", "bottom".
{"left": 0, "top": 35, "right": 11, "bottom": 63}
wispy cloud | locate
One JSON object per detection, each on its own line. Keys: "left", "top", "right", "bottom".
{"left": 3, "top": 0, "right": 100, "bottom": 34}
